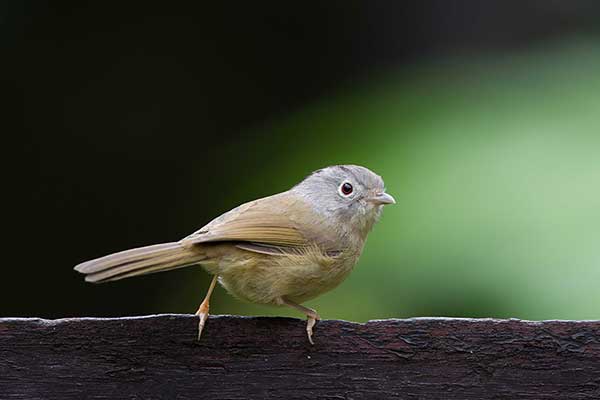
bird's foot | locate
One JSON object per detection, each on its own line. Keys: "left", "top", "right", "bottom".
{"left": 195, "top": 301, "right": 210, "bottom": 341}
{"left": 306, "top": 313, "right": 321, "bottom": 345}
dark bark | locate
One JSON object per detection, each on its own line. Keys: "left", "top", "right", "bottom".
{"left": 1, "top": 315, "right": 599, "bottom": 399}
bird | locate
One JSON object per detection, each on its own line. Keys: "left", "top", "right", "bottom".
{"left": 74, "top": 165, "right": 395, "bottom": 344}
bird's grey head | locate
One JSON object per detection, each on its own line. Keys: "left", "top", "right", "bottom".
{"left": 292, "top": 165, "right": 395, "bottom": 238}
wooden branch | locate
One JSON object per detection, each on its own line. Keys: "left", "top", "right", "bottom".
{"left": 1, "top": 315, "right": 599, "bottom": 399}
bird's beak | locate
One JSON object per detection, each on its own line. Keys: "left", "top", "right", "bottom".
{"left": 369, "top": 192, "right": 396, "bottom": 205}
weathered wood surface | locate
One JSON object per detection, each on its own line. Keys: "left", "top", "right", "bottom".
{"left": 0, "top": 315, "right": 599, "bottom": 399}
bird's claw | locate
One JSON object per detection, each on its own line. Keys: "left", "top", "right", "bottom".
{"left": 195, "top": 302, "right": 209, "bottom": 341}
{"left": 306, "top": 315, "right": 320, "bottom": 345}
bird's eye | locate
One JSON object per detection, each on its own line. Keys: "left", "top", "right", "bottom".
{"left": 340, "top": 182, "right": 353, "bottom": 196}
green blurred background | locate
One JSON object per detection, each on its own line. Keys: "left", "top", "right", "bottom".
{"left": 4, "top": 2, "right": 600, "bottom": 321}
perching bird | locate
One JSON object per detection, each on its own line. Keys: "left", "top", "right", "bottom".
{"left": 74, "top": 165, "right": 395, "bottom": 344}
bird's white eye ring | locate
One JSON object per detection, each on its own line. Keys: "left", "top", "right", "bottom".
{"left": 339, "top": 181, "right": 353, "bottom": 196}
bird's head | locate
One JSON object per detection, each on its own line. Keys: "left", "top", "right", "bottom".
{"left": 292, "top": 165, "right": 395, "bottom": 239}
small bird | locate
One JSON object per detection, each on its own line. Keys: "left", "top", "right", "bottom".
{"left": 74, "top": 165, "right": 395, "bottom": 344}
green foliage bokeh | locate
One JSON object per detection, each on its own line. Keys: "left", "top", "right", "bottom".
{"left": 159, "top": 41, "right": 600, "bottom": 322}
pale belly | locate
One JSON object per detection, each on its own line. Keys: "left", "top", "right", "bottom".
{"left": 212, "top": 250, "right": 359, "bottom": 305}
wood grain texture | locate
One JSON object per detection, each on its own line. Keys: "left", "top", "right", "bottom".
{"left": 1, "top": 315, "right": 599, "bottom": 399}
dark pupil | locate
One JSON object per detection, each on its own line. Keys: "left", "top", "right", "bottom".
{"left": 341, "top": 182, "right": 353, "bottom": 195}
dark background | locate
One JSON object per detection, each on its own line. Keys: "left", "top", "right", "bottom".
{"left": 4, "top": 2, "right": 600, "bottom": 320}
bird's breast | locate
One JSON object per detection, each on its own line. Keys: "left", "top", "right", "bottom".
{"left": 215, "top": 246, "right": 362, "bottom": 306}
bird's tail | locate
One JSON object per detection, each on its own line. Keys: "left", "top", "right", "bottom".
{"left": 74, "top": 242, "right": 206, "bottom": 283}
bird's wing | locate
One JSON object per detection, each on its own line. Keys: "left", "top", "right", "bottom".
{"left": 179, "top": 192, "right": 336, "bottom": 254}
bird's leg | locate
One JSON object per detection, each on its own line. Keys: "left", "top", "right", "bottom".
{"left": 280, "top": 297, "right": 321, "bottom": 345}
{"left": 195, "top": 274, "right": 219, "bottom": 341}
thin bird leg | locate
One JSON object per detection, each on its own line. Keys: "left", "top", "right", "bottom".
{"left": 280, "top": 297, "right": 321, "bottom": 345}
{"left": 195, "top": 274, "right": 219, "bottom": 341}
